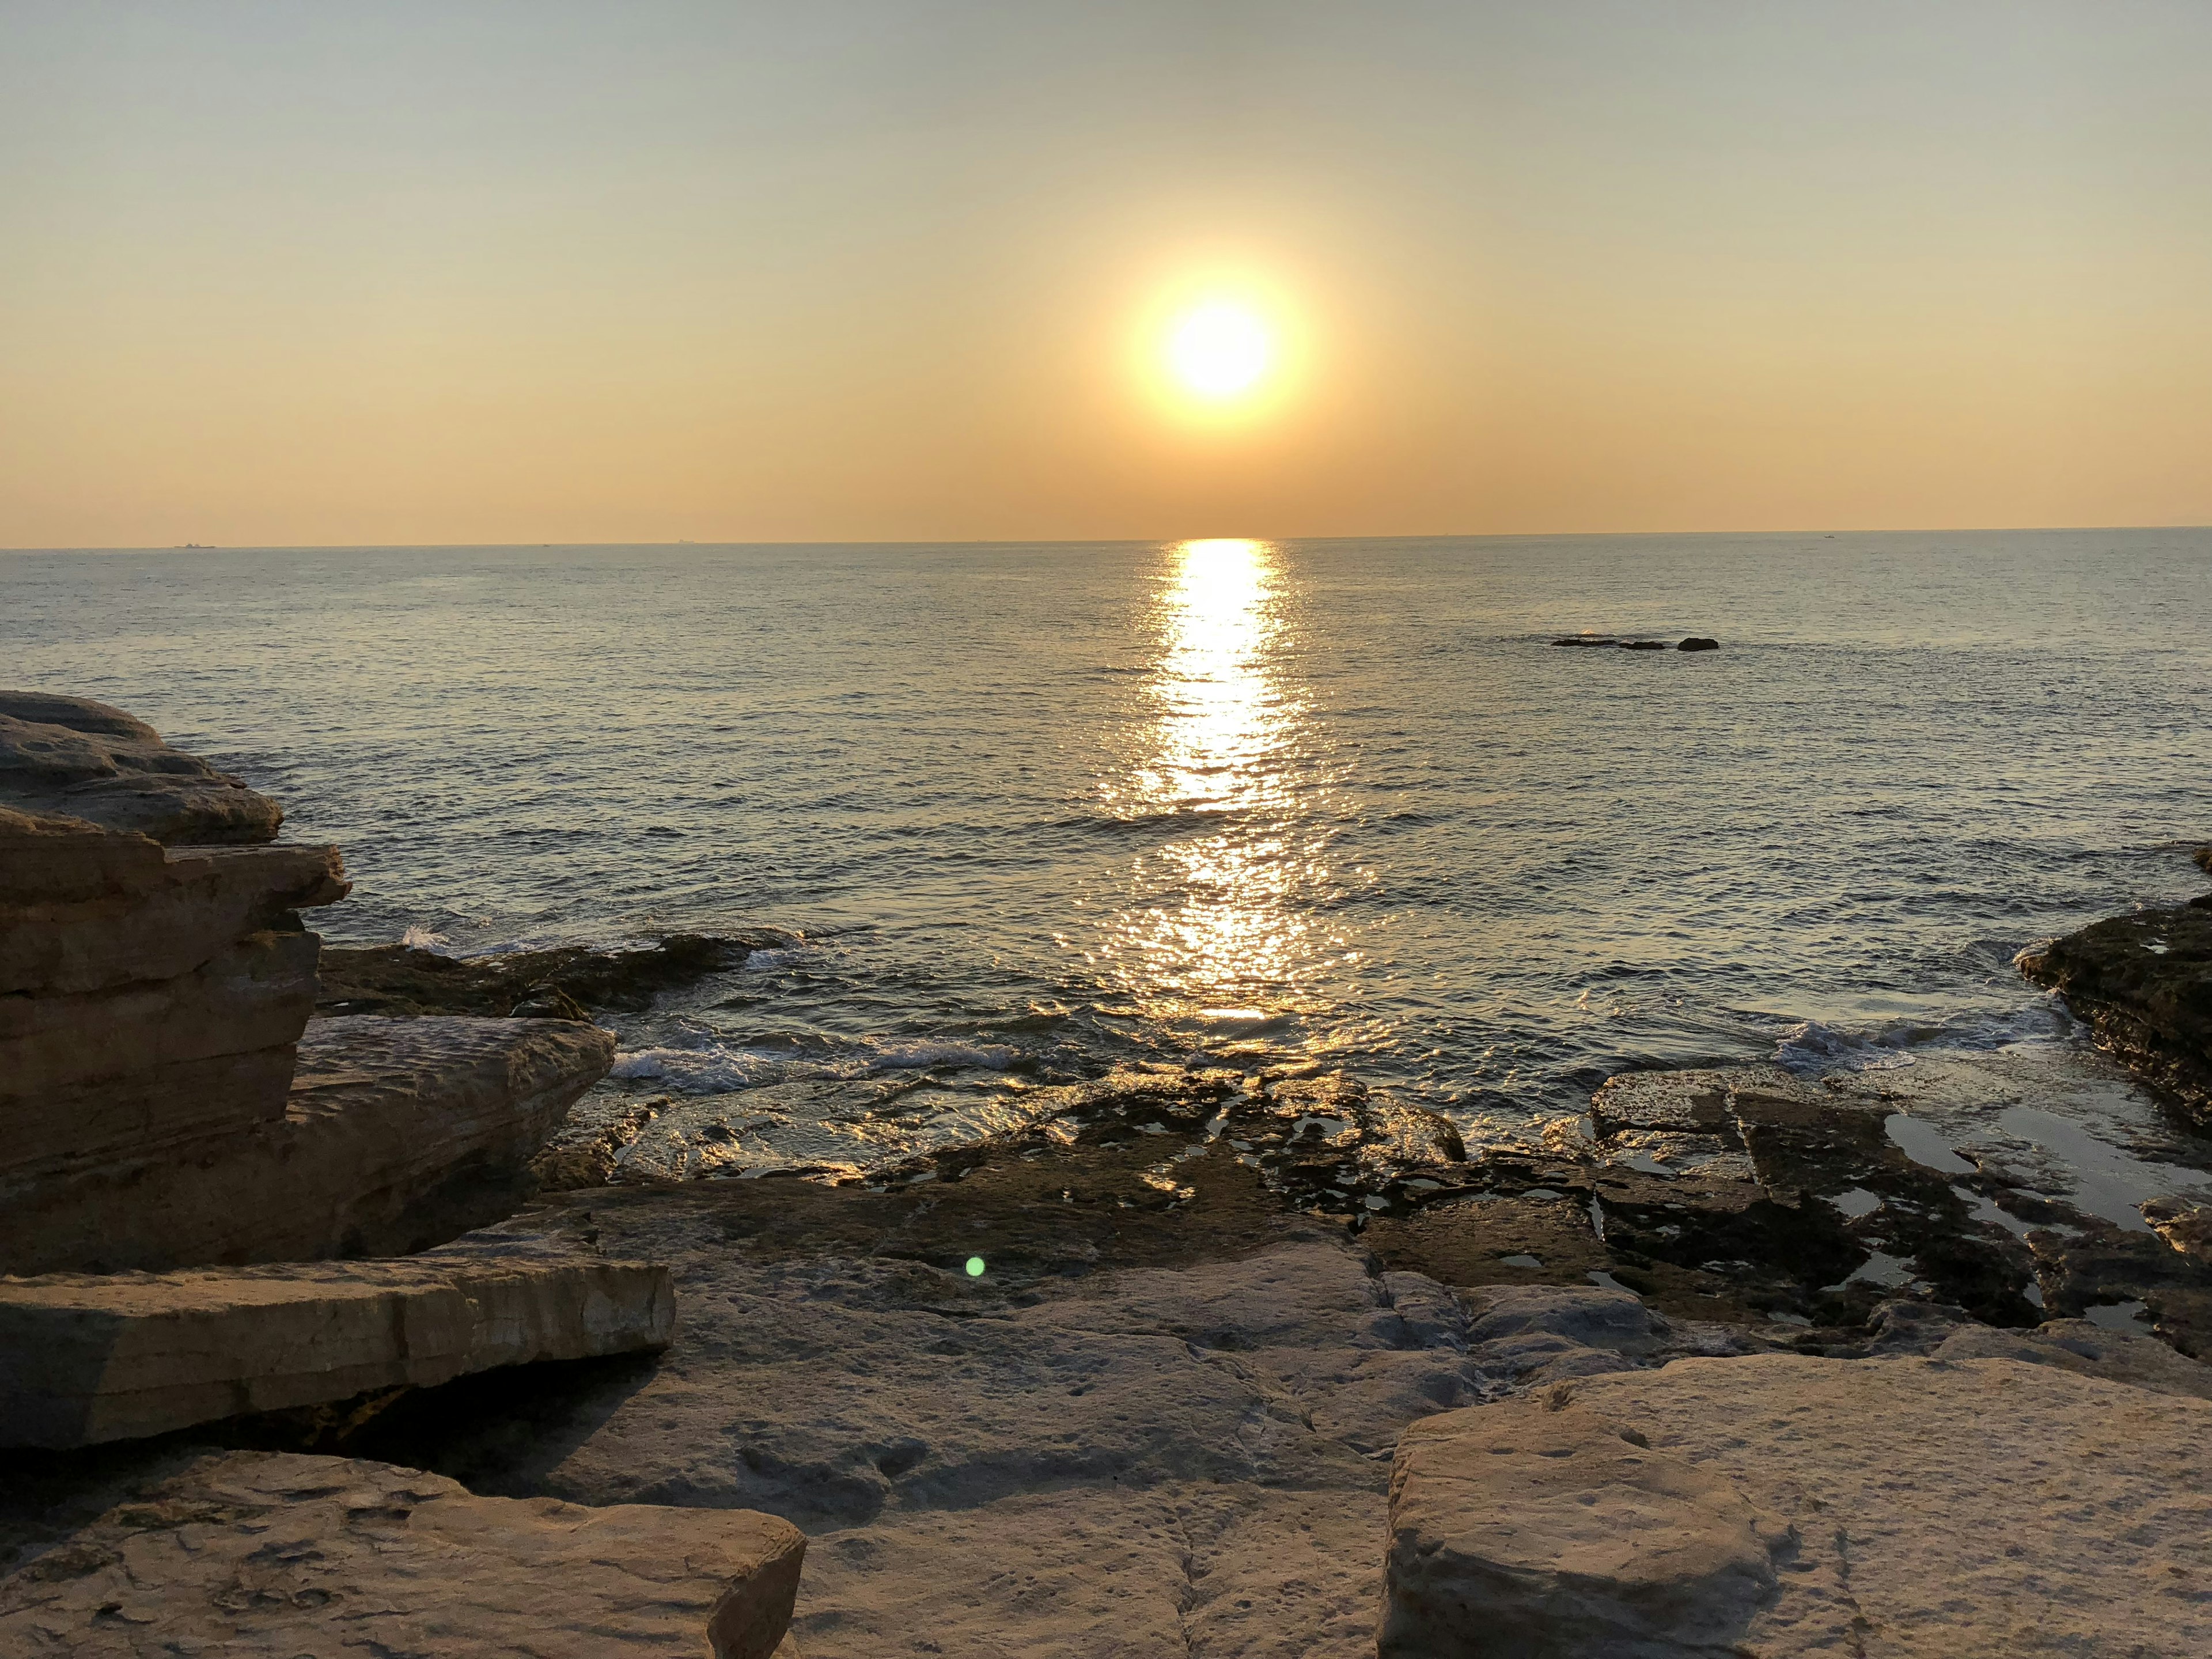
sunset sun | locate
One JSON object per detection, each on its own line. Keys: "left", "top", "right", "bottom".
{"left": 1165, "top": 301, "right": 1273, "bottom": 402}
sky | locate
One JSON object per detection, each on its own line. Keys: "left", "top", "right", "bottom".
{"left": 3, "top": 0, "right": 2209, "bottom": 547}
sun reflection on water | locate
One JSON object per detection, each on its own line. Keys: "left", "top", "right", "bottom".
{"left": 1092, "top": 538, "right": 1351, "bottom": 1040}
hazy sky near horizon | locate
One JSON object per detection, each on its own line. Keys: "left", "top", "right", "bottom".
{"left": 4, "top": 1, "right": 2209, "bottom": 547}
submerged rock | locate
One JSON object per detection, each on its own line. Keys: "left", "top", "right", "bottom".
{"left": 0, "top": 1251, "right": 672, "bottom": 1449}
{"left": 2019, "top": 902, "right": 2212, "bottom": 1127}
{"left": 1619, "top": 639, "right": 1668, "bottom": 650}
{"left": 1383, "top": 1355, "right": 2212, "bottom": 1657}
{"left": 0, "top": 1450, "right": 804, "bottom": 1658}
{"left": 0, "top": 691, "right": 283, "bottom": 844}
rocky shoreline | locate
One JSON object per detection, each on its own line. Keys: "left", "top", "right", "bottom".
{"left": 5, "top": 692, "right": 2211, "bottom": 1655}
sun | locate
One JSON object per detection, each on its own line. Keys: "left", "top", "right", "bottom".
{"left": 1165, "top": 301, "right": 1273, "bottom": 402}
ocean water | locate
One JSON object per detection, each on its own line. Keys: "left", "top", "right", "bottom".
{"left": 7, "top": 531, "right": 2210, "bottom": 1151}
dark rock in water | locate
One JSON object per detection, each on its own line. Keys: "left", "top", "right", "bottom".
{"left": 1678, "top": 637, "right": 1720, "bottom": 652}
{"left": 0, "top": 690, "right": 283, "bottom": 844}
{"left": 2018, "top": 905, "right": 2212, "bottom": 1126}
{"left": 1618, "top": 640, "right": 1668, "bottom": 651}
{"left": 317, "top": 931, "right": 783, "bottom": 1017}
{"left": 1551, "top": 636, "right": 1617, "bottom": 647}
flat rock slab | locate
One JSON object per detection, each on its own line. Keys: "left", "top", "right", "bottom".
{"left": 0, "top": 1015, "right": 615, "bottom": 1274}
{"left": 0, "top": 1449, "right": 803, "bottom": 1657}
{"left": 0, "top": 1252, "right": 674, "bottom": 1449}
{"left": 1384, "top": 1353, "right": 2212, "bottom": 1657}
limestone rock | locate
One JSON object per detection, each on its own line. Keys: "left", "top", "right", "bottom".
{"left": 0, "top": 1252, "right": 675, "bottom": 1449}
{"left": 0, "top": 1450, "right": 804, "bottom": 1658}
{"left": 1383, "top": 1354, "right": 2212, "bottom": 1657}
{"left": 0, "top": 691, "right": 283, "bottom": 844}
{"left": 0, "top": 1015, "right": 616, "bottom": 1274}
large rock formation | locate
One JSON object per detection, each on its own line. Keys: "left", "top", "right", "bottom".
{"left": 0, "top": 1450, "right": 804, "bottom": 1658}
{"left": 0, "top": 1251, "right": 674, "bottom": 1449}
{"left": 0, "top": 697, "right": 618, "bottom": 1276}
{"left": 1381, "top": 1354, "right": 2212, "bottom": 1657}
{"left": 0, "top": 690, "right": 283, "bottom": 843}
{"left": 0, "top": 1014, "right": 616, "bottom": 1275}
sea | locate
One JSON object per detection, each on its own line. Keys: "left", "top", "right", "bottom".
{"left": 7, "top": 531, "right": 2210, "bottom": 1160}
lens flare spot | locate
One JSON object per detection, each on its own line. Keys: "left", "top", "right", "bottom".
{"left": 965, "top": 1255, "right": 987, "bottom": 1277}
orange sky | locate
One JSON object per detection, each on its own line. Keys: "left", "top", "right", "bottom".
{"left": 3, "top": 2, "right": 2209, "bottom": 547}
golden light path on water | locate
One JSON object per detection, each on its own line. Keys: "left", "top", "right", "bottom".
{"left": 1088, "top": 537, "right": 1361, "bottom": 1046}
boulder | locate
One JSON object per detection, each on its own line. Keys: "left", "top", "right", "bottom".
{"left": 0, "top": 1450, "right": 804, "bottom": 1658}
{"left": 2018, "top": 904, "right": 2212, "bottom": 1126}
{"left": 0, "top": 691, "right": 282, "bottom": 844}
{"left": 0, "top": 1252, "right": 673, "bottom": 1449}
{"left": 1382, "top": 1354, "right": 2212, "bottom": 1657}
{"left": 0, "top": 1015, "right": 616, "bottom": 1274}
{"left": 1677, "top": 637, "right": 1719, "bottom": 652}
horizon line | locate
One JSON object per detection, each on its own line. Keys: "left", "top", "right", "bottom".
{"left": 6, "top": 521, "right": 2211, "bottom": 555}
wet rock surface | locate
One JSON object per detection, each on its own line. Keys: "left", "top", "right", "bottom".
{"left": 2020, "top": 900, "right": 2212, "bottom": 1126}
{"left": 317, "top": 931, "right": 791, "bottom": 1018}
{"left": 1384, "top": 1355, "right": 2212, "bottom": 1657}
{"left": 0, "top": 1449, "right": 805, "bottom": 1658}
{"left": 0, "top": 691, "right": 283, "bottom": 844}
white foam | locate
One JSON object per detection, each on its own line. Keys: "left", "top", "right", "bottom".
{"left": 863, "top": 1037, "right": 1017, "bottom": 1071}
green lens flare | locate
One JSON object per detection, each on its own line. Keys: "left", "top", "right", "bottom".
{"left": 965, "top": 1256, "right": 986, "bottom": 1277}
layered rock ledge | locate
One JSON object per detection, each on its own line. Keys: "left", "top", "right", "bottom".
{"left": 1, "top": 1014, "right": 617, "bottom": 1275}
{"left": 0, "top": 1251, "right": 674, "bottom": 1449}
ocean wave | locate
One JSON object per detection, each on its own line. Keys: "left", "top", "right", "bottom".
{"left": 611, "top": 1033, "right": 1020, "bottom": 1094}
{"left": 1773, "top": 1005, "right": 2068, "bottom": 1074}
